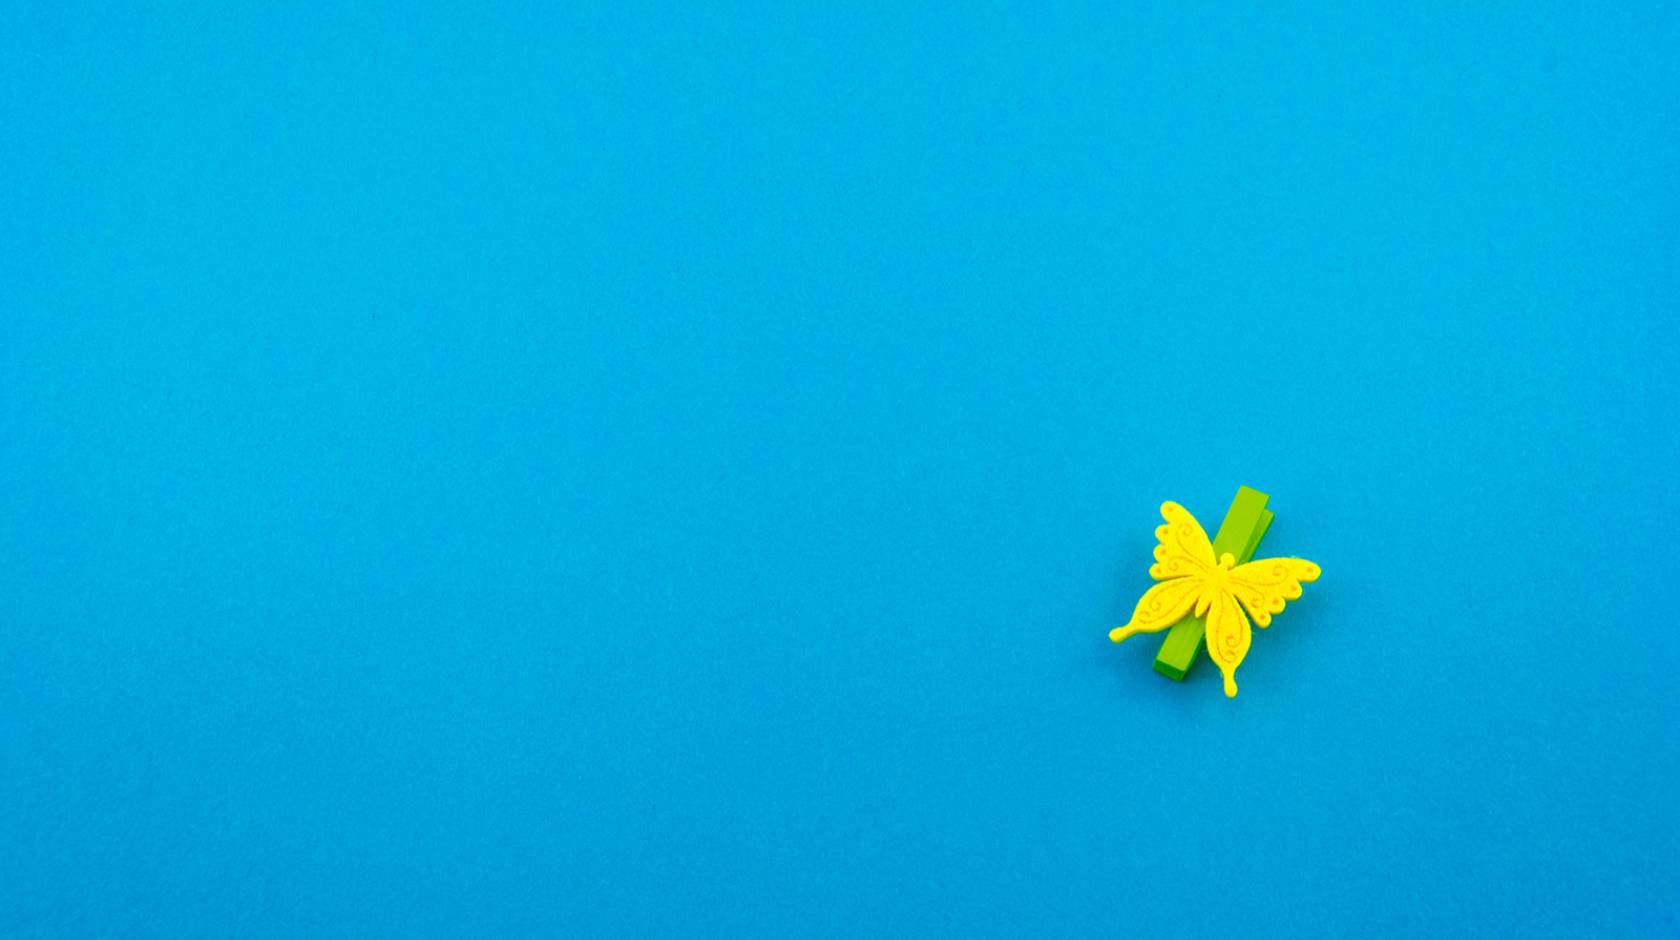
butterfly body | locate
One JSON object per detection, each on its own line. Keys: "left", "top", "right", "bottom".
{"left": 1110, "top": 502, "right": 1320, "bottom": 698}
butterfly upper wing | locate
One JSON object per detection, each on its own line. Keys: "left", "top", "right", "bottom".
{"left": 1149, "top": 501, "right": 1217, "bottom": 581}
{"left": 1203, "top": 589, "right": 1253, "bottom": 698}
{"left": 1226, "top": 557, "right": 1321, "bottom": 627}
{"left": 1109, "top": 578, "right": 1203, "bottom": 644}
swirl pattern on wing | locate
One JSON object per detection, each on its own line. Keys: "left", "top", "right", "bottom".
{"left": 1148, "top": 501, "right": 1216, "bottom": 582}
{"left": 1203, "top": 589, "right": 1252, "bottom": 699}
{"left": 1226, "top": 557, "right": 1321, "bottom": 628}
{"left": 1109, "top": 578, "right": 1203, "bottom": 645}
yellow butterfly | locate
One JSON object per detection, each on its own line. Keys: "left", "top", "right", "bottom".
{"left": 1109, "top": 501, "right": 1321, "bottom": 698}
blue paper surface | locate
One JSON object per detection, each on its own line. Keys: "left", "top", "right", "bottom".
{"left": 3, "top": 4, "right": 1678, "bottom": 937}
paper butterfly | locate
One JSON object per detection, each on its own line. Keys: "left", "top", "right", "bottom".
{"left": 1109, "top": 501, "right": 1320, "bottom": 698}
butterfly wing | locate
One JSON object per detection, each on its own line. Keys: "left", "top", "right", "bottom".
{"left": 1227, "top": 557, "right": 1322, "bottom": 628}
{"left": 1149, "top": 501, "right": 1217, "bottom": 581}
{"left": 1109, "top": 578, "right": 1204, "bottom": 644}
{"left": 1203, "top": 588, "right": 1252, "bottom": 698}
{"left": 1111, "top": 502, "right": 1217, "bottom": 644}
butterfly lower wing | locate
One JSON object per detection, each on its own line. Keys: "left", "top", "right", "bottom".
{"left": 1150, "top": 501, "right": 1217, "bottom": 581}
{"left": 1227, "top": 557, "right": 1322, "bottom": 627}
{"left": 1110, "top": 578, "right": 1203, "bottom": 644}
{"left": 1203, "top": 589, "right": 1253, "bottom": 698}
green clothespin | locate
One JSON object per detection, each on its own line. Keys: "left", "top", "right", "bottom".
{"left": 1151, "top": 486, "right": 1274, "bottom": 680}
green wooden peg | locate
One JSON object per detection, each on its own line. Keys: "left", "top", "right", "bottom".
{"left": 1152, "top": 486, "right": 1272, "bottom": 681}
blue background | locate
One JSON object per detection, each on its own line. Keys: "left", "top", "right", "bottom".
{"left": 4, "top": 4, "right": 1678, "bottom": 937}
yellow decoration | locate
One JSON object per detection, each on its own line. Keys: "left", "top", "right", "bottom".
{"left": 1109, "top": 501, "right": 1320, "bottom": 698}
